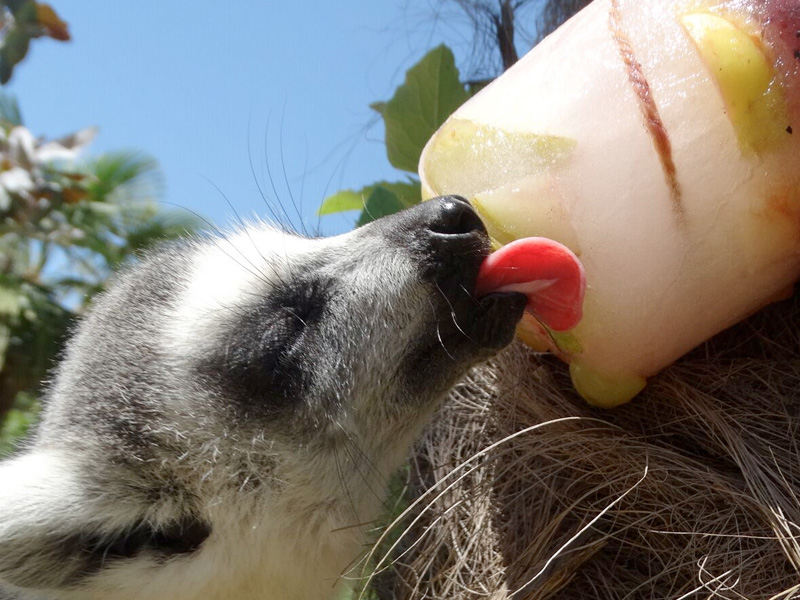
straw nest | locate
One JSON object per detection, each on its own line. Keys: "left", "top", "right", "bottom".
{"left": 363, "top": 289, "right": 800, "bottom": 599}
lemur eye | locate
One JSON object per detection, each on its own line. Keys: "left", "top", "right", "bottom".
{"left": 275, "top": 278, "right": 328, "bottom": 328}
{"left": 194, "top": 275, "right": 337, "bottom": 415}
{"left": 192, "top": 274, "right": 333, "bottom": 417}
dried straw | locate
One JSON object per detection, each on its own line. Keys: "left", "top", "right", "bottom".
{"left": 368, "top": 290, "right": 800, "bottom": 599}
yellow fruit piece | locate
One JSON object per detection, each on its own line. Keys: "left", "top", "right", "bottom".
{"left": 472, "top": 174, "right": 581, "bottom": 253}
{"left": 515, "top": 317, "right": 552, "bottom": 352}
{"left": 680, "top": 12, "right": 789, "bottom": 155}
{"left": 550, "top": 330, "right": 584, "bottom": 354}
{"left": 423, "top": 118, "right": 576, "bottom": 198}
{"left": 471, "top": 195, "right": 518, "bottom": 246}
{"left": 514, "top": 313, "right": 586, "bottom": 355}
{"left": 569, "top": 362, "right": 647, "bottom": 408}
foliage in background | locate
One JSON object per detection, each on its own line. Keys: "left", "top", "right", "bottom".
{"left": 318, "top": 0, "right": 591, "bottom": 228}
{"left": 318, "top": 45, "right": 469, "bottom": 226}
{"left": 0, "top": 5, "right": 199, "bottom": 456}
{"left": 0, "top": 0, "right": 69, "bottom": 83}
{"left": 0, "top": 390, "right": 35, "bottom": 454}
{"left": 318, "top": 10, "right": 516, "bottom": 227}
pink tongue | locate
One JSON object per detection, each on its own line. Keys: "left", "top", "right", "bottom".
{"left": 475, "top": 237, "right": 586, "bottom": 331}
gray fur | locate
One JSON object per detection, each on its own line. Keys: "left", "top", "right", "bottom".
{"left": 0, "top": 197, "right": 525, "bottom": 600}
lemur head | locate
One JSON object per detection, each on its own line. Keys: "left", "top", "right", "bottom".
{"left": 177, "top": 194, "right": 526, "bottom": 453}
{"left": 0, "top": 196, "right": 525, "bottom": 600}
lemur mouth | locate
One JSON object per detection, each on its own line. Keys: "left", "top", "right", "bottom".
{"left": 425, "top": 196, "right": 585, "bottom": 352}
{"left": 444, "top": 289, "right": 529, "bottom": 352}
{"left": 386, "top": 197, "right": 528, "bottom": 396}
{"left": 474, "top": 236, "right": 586, "bottom": 333}
{"left": 378, "top": 195, "right": 584, "bottom": 355}
{"left": 417, "top": 196, "right": 525, "bottom": 352}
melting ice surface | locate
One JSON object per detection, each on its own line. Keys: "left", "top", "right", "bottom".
{"left": 420, "top": 0, "right": 800, "bottom": 406}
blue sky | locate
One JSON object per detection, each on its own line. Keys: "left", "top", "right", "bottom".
{"left": 5, "top": 1, "right": 537, "bottom": 236}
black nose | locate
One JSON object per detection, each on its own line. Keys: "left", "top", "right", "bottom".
{"left": 427, "top": 195, "right": 486, "bottom": 237}
{"left": 361, "top": 194, "right": 490, "bottom": 286}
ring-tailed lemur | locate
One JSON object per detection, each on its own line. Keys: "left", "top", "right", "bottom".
{"left": 0, "top": 196, "right": 526, "bottom": 600}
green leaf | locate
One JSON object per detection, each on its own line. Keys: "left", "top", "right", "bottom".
{"left": 3, "top": 0, "right": 28, "bottom": 13}
{"left": 317, "top": 189, "right": 364, "bottom": 216}
{"left": 319, "top": 180, "right": 421, "bottom": 216}
{"left": 0, "top": 393, "right": 40, "bottom": 458}
{"left": 379, "top": 180, "right": 421, "bottom": 208}
{"left": 83, "top": 200, "right": 121, "bottom": 216}
{"left": 0, "top": 60, "right": 12, "bottom": 86}
{"left": 0, "top": 91, "right": 23, "bottom": 126}
{"left": 12, "top": 1, "right": 37, "bottom": 25}
{"left": 87, "top": 151, "right": 163, "bottom": 203}
{"left": 356, "top": 187, "right": 406, "bottom": 227}
{"left": 369, "top": 101, "right": 386, "bottom": 116}
{"left": 382, "top": 45, "right": 469, "bottom": 173}
{"left": 0, "top": 283, "right": 19, "bottom": 372}
{"left": 121, "top": 211, "right": 199, "bottom": 256}
{"left": 0, "top": 276, "right": 72, "bottom": 407}
{"left": 466, "top": 78, "right": 492, "bottom": 96}
{"left": 0, "top": 284, "right": 22, "bottom": 319}
{"left": 0, "top": 28, "right": 31, "bottom": 83}
{"left": 0, "top": 323, "right": 9, "bottom": 372}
